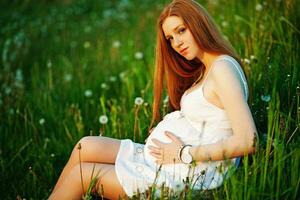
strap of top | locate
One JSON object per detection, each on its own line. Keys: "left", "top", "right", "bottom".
{"left": 202, "top": 55, "right": 249, "bottom": 100}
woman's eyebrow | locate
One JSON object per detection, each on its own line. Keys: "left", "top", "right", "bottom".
{"left": 165, "top": 24, "right": 184, "bottom": 38}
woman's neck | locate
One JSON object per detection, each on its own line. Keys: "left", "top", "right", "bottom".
{"left": 197, "top": 52, "right": 222, "bottom": 72}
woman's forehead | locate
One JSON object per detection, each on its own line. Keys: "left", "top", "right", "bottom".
{"left": 162, "top": 16, "right": 184, "bottom": 37}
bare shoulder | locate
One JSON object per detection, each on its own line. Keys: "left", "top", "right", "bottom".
{"left": 211, "top": 56, "right": 243, "bottom": 81}
{"left": 210, "top": 56, "right": 248, "bottom": 99}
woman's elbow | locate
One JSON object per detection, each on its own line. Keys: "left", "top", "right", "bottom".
{"left": 246, "top": 132, "right": 259, "bottom": 154}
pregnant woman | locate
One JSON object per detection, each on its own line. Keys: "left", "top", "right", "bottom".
{"left": 49, "top": 0, "right": 257, "bottom": 199}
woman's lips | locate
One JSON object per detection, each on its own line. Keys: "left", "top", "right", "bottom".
{"left": 180, "top": 47, "right": 188, "bottom": 54}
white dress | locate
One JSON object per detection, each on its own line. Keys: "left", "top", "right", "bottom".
{"left": 115, "top": 55, "right": 248, "bottom": 197}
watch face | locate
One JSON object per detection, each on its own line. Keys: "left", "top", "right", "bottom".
{"left": 182, "top": 146, "right": 192, "bottom": 164}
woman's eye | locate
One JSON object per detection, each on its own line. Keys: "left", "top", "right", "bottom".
{"left": 179, "top": 28, "right": 185, "bottom": 34}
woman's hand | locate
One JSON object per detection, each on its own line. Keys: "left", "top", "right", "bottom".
{"left": 148, "top": 131, "right": 184, "bottom": 164}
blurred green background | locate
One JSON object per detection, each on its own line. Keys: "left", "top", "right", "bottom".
{"left": 0, "top": 0, "right": 299, "bottom": 199}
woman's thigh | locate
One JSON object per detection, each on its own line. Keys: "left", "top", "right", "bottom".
{"left": 76, "top": 136, "right": 121, "bottom": 164}
{"left": 80, "top": 162, "right": 126, "bottom": 199}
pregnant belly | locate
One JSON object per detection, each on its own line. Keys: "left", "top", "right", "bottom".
{"left": 144, "top": 111, "right": 202, "bottom": 168}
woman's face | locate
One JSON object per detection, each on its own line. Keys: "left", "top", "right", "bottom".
{"left": 162, "top": 16, "right": 201, "bottom": 60}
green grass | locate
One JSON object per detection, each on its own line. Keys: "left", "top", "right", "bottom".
{"left": 0, "top": 0, "right": 299, "bottom": 199}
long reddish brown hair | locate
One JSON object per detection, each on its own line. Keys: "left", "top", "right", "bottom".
{"left": 150, "top": 0, "right": 243, "bottom": 131}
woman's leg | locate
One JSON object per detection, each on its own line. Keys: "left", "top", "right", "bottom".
{"left": 49, "top": 162, "right": 126, "bottom": 200}
{"left": 50, "top": 136, "right": 121, "bottom": 194}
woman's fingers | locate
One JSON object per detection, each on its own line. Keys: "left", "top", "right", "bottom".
{"left": 149, "top": 151, "right": 162, "bottom": 159}
{"left": 148, "top": 145, "right": 160, "bottom": 152}
{"left": 151, "top": 138, "right": 165, "bottom": 147}
{"left": 164, "top": 131, "right": 183, "bottom": 144}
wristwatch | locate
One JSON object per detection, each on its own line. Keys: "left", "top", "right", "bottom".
{"left": 180, "top": 145, "right": 193, "bottom": 164}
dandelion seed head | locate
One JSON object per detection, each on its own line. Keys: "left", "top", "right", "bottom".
{"left": 101, "top": 83, "right": 107, "bottom": 89}
{"left": 50, "top": 153, "right": 55, "bottom": 157}
{"left": 259, "top": 24, "right": 265, "bottom": 30}
{"left": 99, "top": 115, "right": 108, "bottom": 124}
{"left": 134, "top": 97, "right": 144, "bottom": 105}
{"left": 243, "top": 58, "right": 251, "bottom": 64}
{"left": 5, "top": 87, "right": 12, "bottom": 95}
{"left": 39, "top": 118, "right": 45, "bottom": 125}
{"left": 84, "top": 89, "right": 93, "bottom": 97}
{"left": 256, "top": 4, "right": 263, "bottom": 12}
{"left": 134, "top": 51, "right": 143, "bottom": 60}
{"left": 112, "top": 40, "right": 121, "bottom": 48}
{"left": 64, "top": 74, "right": 72, "bottom": 82}
{"left": 47, "top": 60, "right": 52, "bottom": 68}
{"left": 261, "top": 94, "right": 271, "bottom": 102}
{"left": 221, "top": 21, "right": 228, "bottom": 27}
{"left": 109, "top": 76, "right": 117, "bottom": 82}
{"left": 119, "top": 72, "right": 126, "bottom": 80}
{"left": 83, "top": 41, "right": 91, "bottom": 49}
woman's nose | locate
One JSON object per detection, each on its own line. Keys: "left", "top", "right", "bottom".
{"left": 173, "top": 36, "right": 183, "bottom": 48}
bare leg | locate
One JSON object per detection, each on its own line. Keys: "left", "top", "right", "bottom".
{"left": 49, "top": 163, "right": 126, "bottom": 200}
{"left": 50, "top": 136, "right": 121, "bottom": 195}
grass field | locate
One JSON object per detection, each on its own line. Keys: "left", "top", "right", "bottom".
{"left": 0, "top": 0, "right": 299, "bottom": 199}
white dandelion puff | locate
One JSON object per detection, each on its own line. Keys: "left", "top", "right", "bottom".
{"left": 47, "top": 60, "right": 52, "bottom": 68}
{"left": 134, "top": 51, "right": 143, "bottom": 60}
{"left": 134, "top": 97, "right": 144, "bottom": 105}
{"left": 221, "top": 21, "right": 228, "bottom": 27}
{"left": 250, "top": 55, "right": 256, "bottom": 60}
{"left": 261, "top": 94, "right": 271, "bottom": 102}
{"left": 112, "top": 40, "right": 121, "bottom": 48}
{"left": 109, "top": 76, "right": 117, "bottom": 82}
{"left": 243, "top": 58, "right": 251, "bottom": 64}
{"left": 101, "top": 83, "right": 107, "bottom": 89}
{"left": 39, "top": 118, "right": 45, "bottom": 125}
{"left": 119, "top": 72, "right": 126, "bottom": 80}
{"left": 64, "top": 74, "right": 72, "bottom": 82}
{"left": 255, "top": 4, "right": 263, "bottom": 12}
{"left": 84, "top": 89, "right": 93, "bottom": 97}
{"left": 99, "top": 115, "right": 108, "bottom": 124}
{"left": 50, "top": 153, "right": 55, "bottom": 157}
{"left": 83, "top": 41, "right": 91, "bottom": 49}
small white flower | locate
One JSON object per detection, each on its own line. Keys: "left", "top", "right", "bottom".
{"left": 221, "top": 21, "right": 228, "bottom": 27}
{"left": 99, "top": 115, "right": 108, "bottom": 124}
{"left": 250, "top": 55, "right": 256, "bottom": 60}
{"left": 119, "top": 72, "right": 126, "bottom": 80}
{"left": 256, "top": 4, "right": 263, "bottom": 12}
{"left": 134, "top": 51, "right": 143, "bottom": 60}
{"left": 83, "top": 41, "right": 91, "bottom": 49}
{"left": 15, "top": 69, "right": 23, "bottom": 82}
{"left": 47, "top": 60, "right": 52, "bottom": 68}
{"left": 112, "top": 40, "right": 121, "bottom": 48}
{"left": 244, "top": 58, "right": 251, "bottom": 64}
{"left": 259, "top": 24, "right": 265, "bottom": 30}
{"left": 39, "top": 118, "right": 45, "bottom": 125}
{"left": 109, "top": 76, "right": 117, "bottom": 82}
{"left": 101, "top": 83, "right": 107, "bottom": 89}
{"left": 287, "top": 74, "right": 290, "bottom": 78}
{"left": 261, "top": 94, "right": 271, "bottom": 102}
{"left": 64, "top": 74, "right": 72, "bottom": 82}
{"left": 84, "top": 89, "right": 93, "bottom": 97}
{"left": 134, "top": 97, "right": 144, "bottom": 105}
{"left": 50, "top": 153, "right": 55, "bottom": 157}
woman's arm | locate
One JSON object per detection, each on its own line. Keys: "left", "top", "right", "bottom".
{"left": 149, "top": 60, "right": 258, "bottom": 164}
{"left": 194, "top": 60, "right": 258, "bottom": 160}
